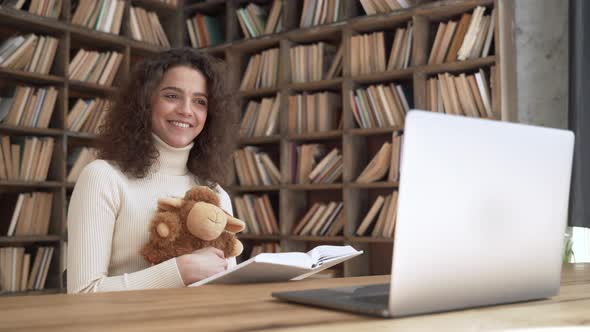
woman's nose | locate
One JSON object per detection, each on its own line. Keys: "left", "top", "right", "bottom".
{"left": 176, "top": 98, "right": 192, "bottom": 116}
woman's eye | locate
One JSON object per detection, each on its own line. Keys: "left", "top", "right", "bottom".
{"left": 194, "top": 99, "right": 207, "bottom": 106}
{"left": 165, "top": 94, "right": 177, "bottom": 99}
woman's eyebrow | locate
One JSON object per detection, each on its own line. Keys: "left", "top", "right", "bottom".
{"left": 160, "top": 86, "right": 207, "bottom": 97}
{"left": 160, "top": 86, "right": 183, "bottom": 93}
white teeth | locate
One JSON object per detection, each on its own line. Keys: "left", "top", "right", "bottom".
{"left": 169, "top": 121, "right": 190, "bottom": 128}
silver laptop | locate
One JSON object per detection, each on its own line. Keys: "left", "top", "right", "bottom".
{"left": 272, "top": 110, "right": 575, "bottom": 318}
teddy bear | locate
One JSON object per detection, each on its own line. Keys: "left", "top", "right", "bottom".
{"left": 141, "top": 186, "right": 246, "bottom": 265}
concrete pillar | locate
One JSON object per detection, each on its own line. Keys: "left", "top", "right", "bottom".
{"left": 513, "top": 0, "right": 569, "bottom": 129}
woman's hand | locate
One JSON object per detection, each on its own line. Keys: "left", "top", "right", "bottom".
{"left": 176, "top": 247, "right": 228, "bottom": 285}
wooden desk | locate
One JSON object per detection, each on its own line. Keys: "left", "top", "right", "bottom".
{"left": 0, "top": 264, "right": 588, "bottom": 331}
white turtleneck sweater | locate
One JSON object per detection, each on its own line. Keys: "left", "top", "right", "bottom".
{"left": 67, "top": 134, "right": 235, "bottom": 293}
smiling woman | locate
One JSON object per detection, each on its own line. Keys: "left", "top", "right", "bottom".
{"left": 151, "top": 66, "right": 209, "bottom": 148}
{"left": 98, "top": 48, "right": 237, "bottom": 183}
{"left": 66, "top": 48, "right": 240, "bottom": 293}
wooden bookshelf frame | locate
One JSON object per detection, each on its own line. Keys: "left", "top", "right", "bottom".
{"left": 0, "top": 0, "right": 516, "bottom": 294}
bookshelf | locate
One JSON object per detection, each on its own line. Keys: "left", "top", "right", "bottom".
{"left": 0, "top": 0, "right": 515, "bottom": 295}
{"left": 223, "top": 0, "right": 515, "bottom": 278}
{"left": 0, "top": 0, "right": 183, "bottom": 296}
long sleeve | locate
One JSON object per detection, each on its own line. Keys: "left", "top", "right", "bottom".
{"left": 67, "top": 161, "right": 184, "bottom": 293}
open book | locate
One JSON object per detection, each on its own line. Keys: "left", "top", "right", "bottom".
{"left": 189, "top": 245, "right": 362, "bottom": 287}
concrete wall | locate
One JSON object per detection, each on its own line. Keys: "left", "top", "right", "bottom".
{"left": 512, "top": 1, "right": 590, "bottom": 261}
{"left": 513, "top": 0, "right": 569, "bottom": 129}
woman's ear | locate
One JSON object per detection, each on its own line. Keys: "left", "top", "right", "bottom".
{"left": 157, "top": 197, "right": 184, "bottom": 211}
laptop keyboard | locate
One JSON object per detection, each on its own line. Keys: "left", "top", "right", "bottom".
{"left": 352, "top": 294, "right": 390, "bottom": 305}
{"left": 272, "top": 283, "right": 391, "bottom": 316}
{"left": 350, "top": 283, "right": 390, "bottom": 306}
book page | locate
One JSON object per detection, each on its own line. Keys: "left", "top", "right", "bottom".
{"left": 254, "top": 252, "right": 312, "bottom": 269}
{"left": 307, "top": 245, "right": 360, "bottom": 268}
{"left": 294, "top": 246, "right": 363, "bottom": 280}
{"left": 188, "top": 254, "right": 313, "bottom": 287}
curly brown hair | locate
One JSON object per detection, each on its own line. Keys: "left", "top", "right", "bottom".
{"left": 97, "top": 48, "right": 238, "bottom": 187}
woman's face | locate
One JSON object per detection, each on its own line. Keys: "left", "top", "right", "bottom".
{"left": 151, "top": 65, "right": 208, "bottom": 148}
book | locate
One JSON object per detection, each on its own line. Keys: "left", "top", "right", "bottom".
{"left": 356, "top": 195, "right": 385, "bottom": 236}
{"left": 356, "top": 142, "right": 391, "bottom": 183}
{"left": 189, "top": 245, "right": 363, "bottom": 287}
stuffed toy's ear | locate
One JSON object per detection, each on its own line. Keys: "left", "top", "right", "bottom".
{"left": 224, "top": 215, "right": 246, "bottom": 233}
{"left": 219, "top": 208, "right": 246, "bottom": 233}
{"left": 158, "top": 197, "right": 183, "bottom": 211}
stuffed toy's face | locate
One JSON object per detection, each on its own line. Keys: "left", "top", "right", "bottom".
{"left": 186, "top": 201, "right": 244, "bottom": 240}
{"left": 155, "top": 187, "right": 246, "bottom": 242}
{"left": 142, "top": 186, "right": 246, "bottom": 265}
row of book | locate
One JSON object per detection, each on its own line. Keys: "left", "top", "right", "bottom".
{"left": 237, "top": 70, "right": 489, "bottom": 129}
{"left": 2, "top": 0, "right": 62, "bottom": 18}
{"left": 240, "top": 48, "right": 279, "bottom": 90}
{"left": 235, "top": 134, "right": 403, "bottom": 186}
{"left": 159, "top": 0, "right": 177, "bottom": 6}
{"left": 300, "top": 0, "right": 343, "bottom": 28}
{"left": 186, "top": 14, "right": 223, "bottom": 48}
{"left": 12, "top": 74, "right": 489, "bottom": 137}
{"left": 239, "top": 94, "right": 280, "bottom": 138}
{"left": 292, "top": 201, "right": 344, "bottom": 236}
{"left": 360, "top": 0, "right": 427, "bottom": 15}
{"left": 356, "top": 192, "right": 398, "bottom": 238}
{"left": 356, "top": 132, "right": 402, "bottom": 183}
{"left": 232, "top": 190, "right": 407, "bottom": 238}
{"left": 234, "top": 9, "right": 491, "bottom": 86}
{"left": 247, "top": 242, "right": 281, "bottom": 259}
{"left": 236, "top": 30, "right": 411, "bottom": 87}
{"left": 0, "top": 246, "right": 54, "bottom": 292}
{"left": 426, "top": 69, "right": 494, "bottom": 118}
{"left": 6, "top": 192, "right": 53, "bottom": 237}
{"left": 233, "top": 147, "right": 280, "bottom": 186}
{"left": 129, "top": 6, "right": 170, "bottom": 47}
{"left": 234, "top": 191, "right": 400, "bottom": 237}
{"left": 287, "top": 92, "right": 341, "bottom": 134}
{"left": 241, "top": 42, "right": 341, "bottom": 89}
{"left": 350, "top": 24, "right": 413, "bottom": 75}
{"left": 234, "top": 194, "right": 279, "bottom": 235}
{"left": 0, "top": 34, "right": 59, "bottom": 74}
{"left": 0, "top": 86, "right": 58, "bottom": 128}
{"left": 290, "top": 42, "right": 338, "bottom": 83}
{"left": 67, "top": 98, "right": 109, "bottom": 133}
{"left": 237, "top": 1, "right": 282, "bottom": 39}
{"left": 234, "top": 134, "right": 402, "bottom": 187}
{"left": 68, "top": 49, "right": 123, "bottom": 86}
{"left": 429, "top": 6, "right": 495, "bottom": 64}
{"left": 288, "top": 144, "right": 343, "bottom": 184}
{"left": 351, "top": 83, "right": 410, "bottom": 129}
{"left": 236, "top": 0, "right": 343, "bottom": 37}
{"left": 67, "top": 147, "right": 97, "bottom": 183}
{"left": 71, "top": 0, "right": 126, "bottom": 34}
{"left": 6, "top": 0, "right": 176, "bottom": 40}
{"left": 0, "top": 0, "right": 400, "bottom": 33}
{"left": 0, "top": 136, "right": 54, "bottom": 181}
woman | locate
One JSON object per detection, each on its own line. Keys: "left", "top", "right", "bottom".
{"left": 67, "top": 48, "right": 238, "bottom": 293}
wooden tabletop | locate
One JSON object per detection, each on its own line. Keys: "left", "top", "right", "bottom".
{"left": 0, "top": 263, "right": 589, "bottom": 332}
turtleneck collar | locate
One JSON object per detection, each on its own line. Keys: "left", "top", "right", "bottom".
{"left": 151, "top": 133, "right": 194, "bottom": 176}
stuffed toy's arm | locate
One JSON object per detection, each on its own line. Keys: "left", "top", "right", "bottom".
{"left": 153, "top": 198, "right": 183, "bottom": 238}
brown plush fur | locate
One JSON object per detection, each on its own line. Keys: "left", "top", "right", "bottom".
{"left": 141, "top": 187, "right": 242, "bottom": 265}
